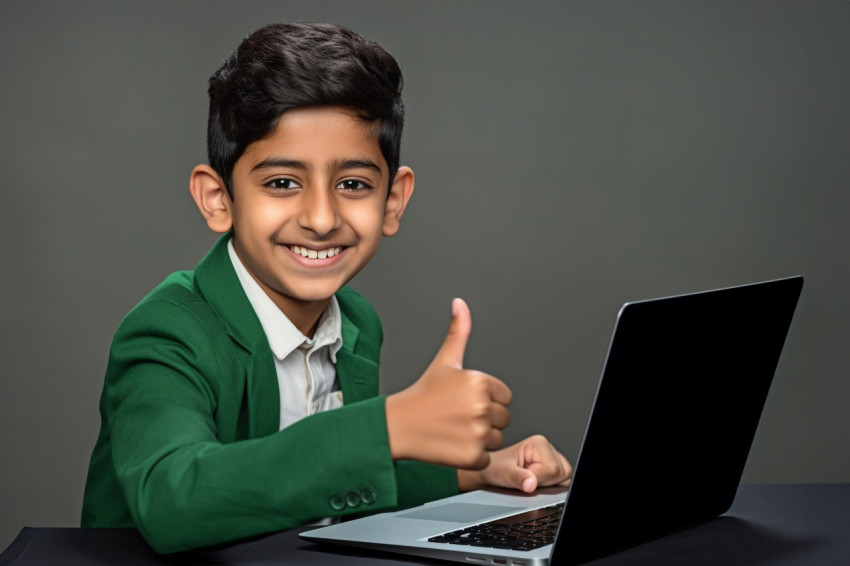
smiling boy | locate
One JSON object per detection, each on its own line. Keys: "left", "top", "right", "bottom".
{"left": 193, "top": 105, "right": 403, "bottom": 338}
{"left": 82, "top": 23, "right": 571, "bottom": 554}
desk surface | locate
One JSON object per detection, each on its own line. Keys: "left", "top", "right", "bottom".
{"left": 2, "top": 484, "right": 848, "bottom": 565}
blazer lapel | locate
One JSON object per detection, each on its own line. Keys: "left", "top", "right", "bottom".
{"left": 193, "top": 235, "right": 380, "bottom": 435}
{"left": 243, "top": 348, "right": 279, "bottom": 437}
{"left": 336, "top": 311, "right": 380, "bottom": 404}
{"left": 194, "top": 234, "right": 280, "bottom": 438}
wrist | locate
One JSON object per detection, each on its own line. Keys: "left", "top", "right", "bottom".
{"left": 385, "top": 392, "right": 412, "bottom": 460}
{"left": 457, "top": 468, "right": 486, "bottom": 492}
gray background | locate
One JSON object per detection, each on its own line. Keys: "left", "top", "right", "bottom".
{"left": 1, "top": 0, "right": 848, "bottom": 552}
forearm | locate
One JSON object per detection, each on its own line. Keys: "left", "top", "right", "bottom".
{"left": 113, "top": 394, "right": 396, "bottom": 553}
{"left": 113, "top": 393, "right": 461, "bottom": 553}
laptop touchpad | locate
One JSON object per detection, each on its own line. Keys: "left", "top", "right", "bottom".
{"left": 398, "top": 503, "right": 521, "bottom": 523}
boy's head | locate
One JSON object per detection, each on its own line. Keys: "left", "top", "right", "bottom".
{"left": 190, "top": 23, "right": 415, "bottom": 334}
{"left": 207, "top": 22, "right": 405, "bottom": 196}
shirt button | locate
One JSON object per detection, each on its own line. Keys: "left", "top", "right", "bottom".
{"left": 345, "top": 490, "right": 362, "bottom": 508}
{"left": 328, "top": 493, "right": 346, "bottom": 511}
{"left": 360, "top": 487, "right": 377, "bottom": 505}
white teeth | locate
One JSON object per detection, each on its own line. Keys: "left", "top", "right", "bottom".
{"left": 291, "top": 245, "right": 342, "bottom": 258}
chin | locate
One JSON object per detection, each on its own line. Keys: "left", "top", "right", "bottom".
{"left": 287, "top": 285, "right": 344, "bottom": 304}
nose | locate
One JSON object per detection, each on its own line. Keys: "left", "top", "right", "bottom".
{"left": 297, "top": 186, "right": 341, "bottom": 237}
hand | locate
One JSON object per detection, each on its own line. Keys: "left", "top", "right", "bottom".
{"left": 457, "top": 435, "right": 573, "bottom": 493}
{"left": 386, "top": 298, "right": 513, "bottom": 469}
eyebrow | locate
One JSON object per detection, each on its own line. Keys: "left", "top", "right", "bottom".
{"left": 332, "top": 158, "right": 383, "bottom": 174}
{"left": 251, "top": 157, "right": 381, "bottom": 173}
{"left": 250, "top": 157, "right": 383, "bottom": 175}
{"left": 251, "top": 158, "right": 305, "bottom": 173}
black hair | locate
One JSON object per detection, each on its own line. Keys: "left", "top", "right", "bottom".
{"left": 206, "top": 22, "right": 405, "bottom": 196}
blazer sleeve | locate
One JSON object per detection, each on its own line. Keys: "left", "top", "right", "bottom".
{"left": 98, "top": 297, "right": 438, "bottom": 554}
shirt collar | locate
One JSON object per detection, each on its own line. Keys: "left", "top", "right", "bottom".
{"left": 227, "top": 240, "right": 343, "bottom": 362}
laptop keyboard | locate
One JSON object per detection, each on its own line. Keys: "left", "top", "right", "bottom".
{"left": 427, "top": 502, "right": 564, "bottom": 552}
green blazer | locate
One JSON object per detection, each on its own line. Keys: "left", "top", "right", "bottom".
{"left": 81, "top": 235, "right": 457, "bottom": 553}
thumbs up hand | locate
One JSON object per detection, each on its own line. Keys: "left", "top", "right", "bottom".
{"left": 386, "top": 299, "right": 513, "bottom": 470}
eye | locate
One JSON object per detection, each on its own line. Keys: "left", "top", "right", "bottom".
{"left": 337, "top": 179, "right": 372, "bottom": 193}
{"left": 266, "top": 178, "right": 301, "bottom": 191}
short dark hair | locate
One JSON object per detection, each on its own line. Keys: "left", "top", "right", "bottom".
{"left": 207, "top": 22, "right": 405, "bottom": 196}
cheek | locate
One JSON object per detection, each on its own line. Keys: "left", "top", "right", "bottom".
{"left": 258, "top": 204, "right": 286, "bottom": 227}
{"left": 344, "top": 201, "right": 386, "bottom": 236}
{"left": 234, "top": 200, "right": 290, "bottom": 235}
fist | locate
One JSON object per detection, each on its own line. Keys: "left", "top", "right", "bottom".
{"left": 386, "top": 299, "right": 513, "bottom": 469}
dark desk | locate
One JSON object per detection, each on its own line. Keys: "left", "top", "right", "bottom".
{"left": 2, "top": 484, "right": 848, "bottom": 565}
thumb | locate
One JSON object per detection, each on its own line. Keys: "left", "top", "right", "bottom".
{"left": 514, "top": 467, "right": 539, "bottom": 493}
{"left": 435, "top": 298, "right": 472, "bottom": 368}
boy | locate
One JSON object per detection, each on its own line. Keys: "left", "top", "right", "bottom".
{"left": 82, "top": 22, "right": 571, "bottom": 554}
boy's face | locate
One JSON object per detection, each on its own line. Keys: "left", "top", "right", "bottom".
{"left": 194, "top": 105, "right": 412, "bottom": 329}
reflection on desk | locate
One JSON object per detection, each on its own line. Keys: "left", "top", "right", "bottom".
{"left": 1, "top": 484, "right": 848, "bottom": 565}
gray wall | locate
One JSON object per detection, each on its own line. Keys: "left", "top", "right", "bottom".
{"left": 1, "top": 0, "right": 848, "bottom": 551}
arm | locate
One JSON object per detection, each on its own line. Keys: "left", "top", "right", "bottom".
{"left": 102, "top": 299, "right": 446, "bottom": 553}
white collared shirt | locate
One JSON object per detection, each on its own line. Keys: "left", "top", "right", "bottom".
{"left": 228, "top": 240, "right": 344, "bottom": 430}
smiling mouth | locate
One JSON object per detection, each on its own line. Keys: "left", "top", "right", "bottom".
{"left": 289, "top": 245, "right": 344, "bottom": 259}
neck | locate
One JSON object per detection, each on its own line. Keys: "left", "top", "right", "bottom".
{"left": 275, "top": 297, "right": 330, "bottom": 338}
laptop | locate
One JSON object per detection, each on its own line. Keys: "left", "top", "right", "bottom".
{"left": 301, "top": 276, "right": 804, "bottom": 565}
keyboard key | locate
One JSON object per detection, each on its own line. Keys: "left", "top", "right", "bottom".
{"left": 428, "top": 503, "right": 564, "bottom": 552}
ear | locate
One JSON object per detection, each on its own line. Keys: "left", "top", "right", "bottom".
{"left": 382, "top": 166, "right": 414, "bottom": 237}
{"left": 189, "top": 164, "right": 233, "bottom": 234}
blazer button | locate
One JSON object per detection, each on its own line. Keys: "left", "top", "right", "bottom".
{"left": 328, "top": 493, "right": 346, "bottom": 511}
{"left": 345, "top": 490, "right": 362, "bottom": 508}
{"left": 360, "top": 487, "right": 377, "bottom": 505}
